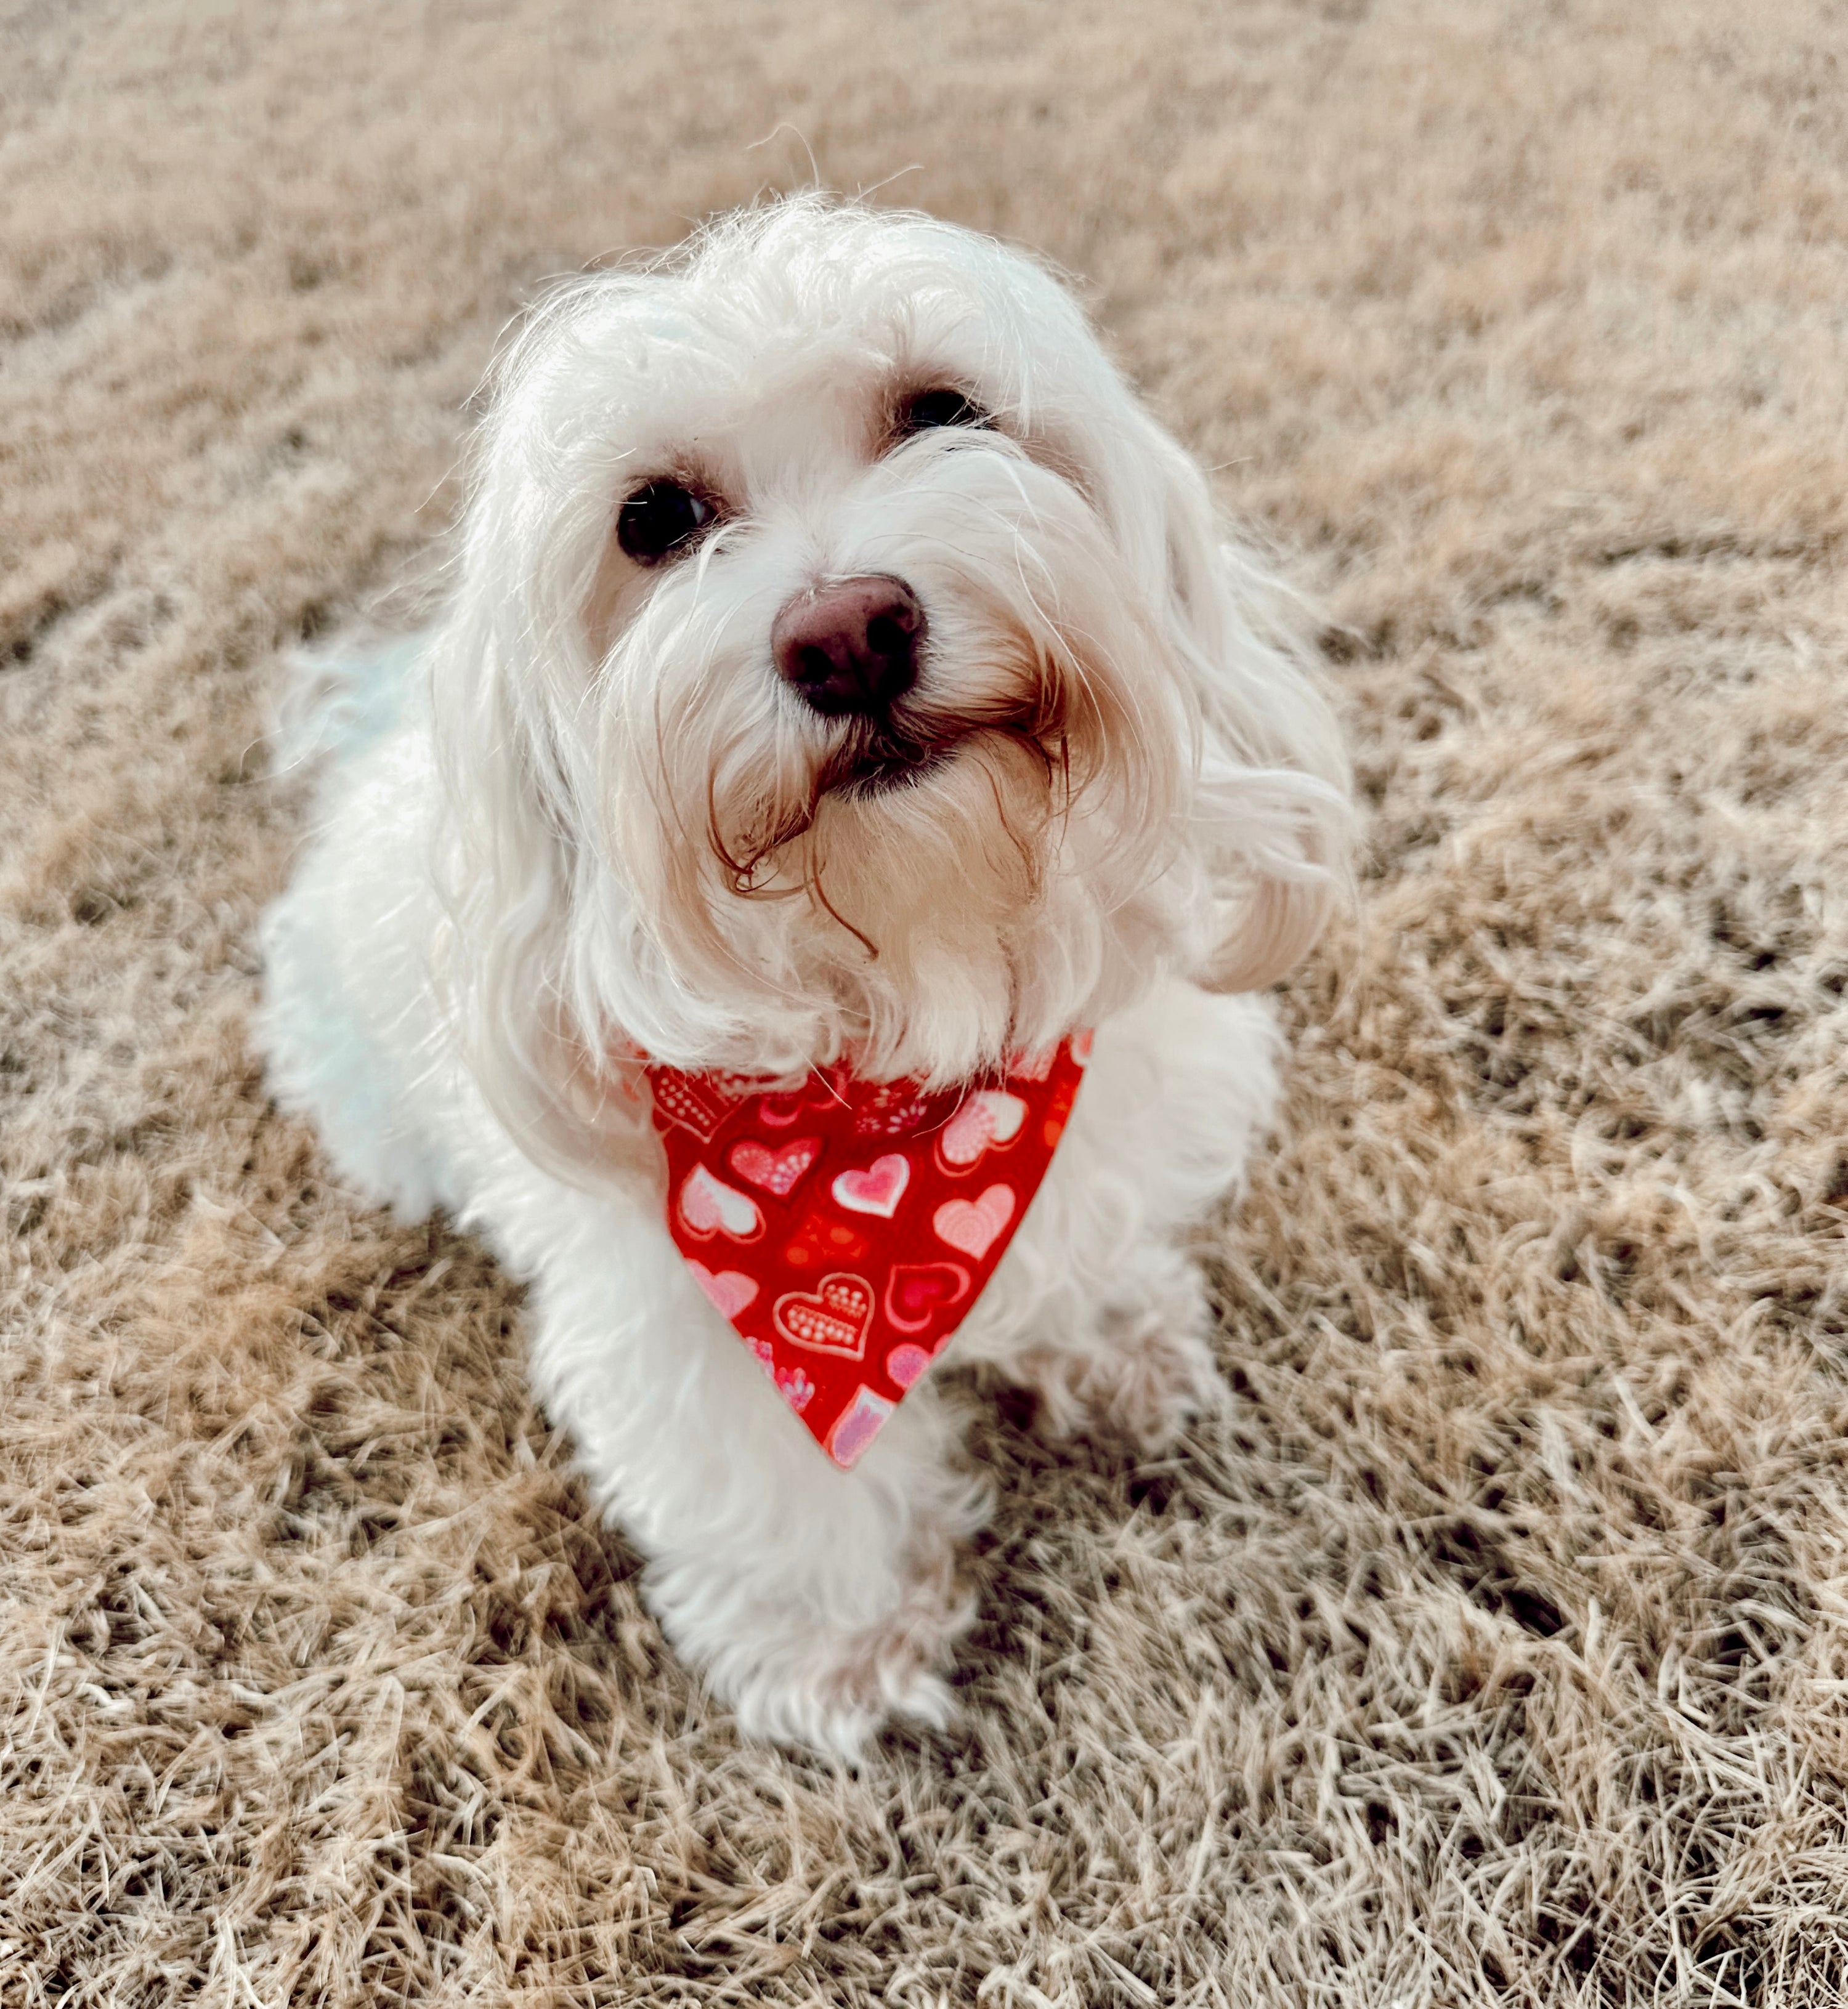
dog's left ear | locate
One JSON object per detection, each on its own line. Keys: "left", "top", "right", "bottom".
{"left": 1142, "top": 425, "right": 1353, "bottom": 993}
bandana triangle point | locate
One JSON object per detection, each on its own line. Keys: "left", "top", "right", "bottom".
{"left": 646, "top": 1034, "right": 1090, "bottom": 1466}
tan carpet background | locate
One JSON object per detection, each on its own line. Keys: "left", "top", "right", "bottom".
{"left": 4, "top": 2, "right": 1848, "bottom": 2002}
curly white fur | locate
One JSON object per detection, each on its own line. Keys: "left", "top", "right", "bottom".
{"left": 257, "top": 197, "right": 1352, "bottom": 1755}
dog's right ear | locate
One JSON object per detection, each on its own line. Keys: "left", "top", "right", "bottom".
{"left": 1144, "top": 424, "right": 1355, "bottom": 993}
{"left": 423, "top": 363, "right": 663, "bottom": 1192}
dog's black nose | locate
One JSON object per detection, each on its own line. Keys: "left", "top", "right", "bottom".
{"left": 771, "top": 576, "right": 925, "bottom": 719}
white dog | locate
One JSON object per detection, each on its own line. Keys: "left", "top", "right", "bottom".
{"left": 258, "top": 197, "right": 1350, "bottom": 1755}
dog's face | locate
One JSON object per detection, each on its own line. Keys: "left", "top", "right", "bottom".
{"left": 434, "top": 201, "right": 1347, "bottom": 1154}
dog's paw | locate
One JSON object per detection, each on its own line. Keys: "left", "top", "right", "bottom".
{"left": 1005, "top": 1248, "right": 1222, "bottom": 1454}
{"left": 719, "top": 1536, "right": 976, "bottom": 1758}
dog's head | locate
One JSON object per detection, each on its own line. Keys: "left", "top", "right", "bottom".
{"left": 431, "top": 198, "right": 1350, "bottom": 1170}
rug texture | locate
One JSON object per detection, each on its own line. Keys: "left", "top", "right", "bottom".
{"left": 4, "top": 3, "right": 1847, "bottom": 2003}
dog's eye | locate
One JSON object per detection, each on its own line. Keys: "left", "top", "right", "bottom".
{"left": 616, "top": 480, "right": 715, "bottom": 564}
{"left": 897, "top": 388, "right": 989, "bottom": 435}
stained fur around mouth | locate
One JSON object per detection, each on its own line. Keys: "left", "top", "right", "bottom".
{"left": 713, "top": 713, "right": 1063, "bottom": 905}
{"left": 709, "top": 719, "right": 971, "bottom": 897}
{"left": 821, "top": 721, "right": 959, "bottom": 798}
{"left": 817, "top": 685, "right": 1066, "bottom": 802}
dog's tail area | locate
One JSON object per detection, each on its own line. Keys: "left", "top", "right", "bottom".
{"left": 267, "top": 629, "right": 428, "bottom": 786}
{"left": 256, "top": 625, "right": 456, "bottom": 1223}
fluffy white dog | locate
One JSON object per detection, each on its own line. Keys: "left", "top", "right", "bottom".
{"left": 258, "top": 197, "right": 1350, "bottom": 1755}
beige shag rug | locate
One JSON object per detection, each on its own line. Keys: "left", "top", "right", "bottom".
{"left": 5, "top": 2, "right": 1847, "bottom": 2002}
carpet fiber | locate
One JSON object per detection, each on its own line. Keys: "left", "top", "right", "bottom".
{"left": 4, "top": 3, "right": 1847, "bottom": 2002}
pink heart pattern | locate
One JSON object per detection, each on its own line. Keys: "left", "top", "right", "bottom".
{"left": 678, "top": 1164, "right": 764, "bottom": 1242}
{"left": 933, "top": 1184, "right": 1016, "bottom": 1259}
{"left": 827, "top": 1386, "right": 897, "bottom": 1468}
{"left": 646, "top": 1035, "right": 1089, "bottom": 1468}
{"left": 650, "top": 1072, "right": 753, "bottom": 1143}
{"left": 885, "top": 1344, "right": 933, "bottom": 1390}
{"left": 729, "top": 1135, "right": 821, "bottom": 1197}
{"left": 883, "top": 1261, "right": 972, "bottom": 1334}
{"left": 832, "top": 1152, "right": 911, "bottom": 1218}
{"left": 937, "top": 1089, "right": 1028, "bottom": 1171}
{"left": 773, "top": 1273, "right": 874, "bottom": 1358}
{"left": 688, "top": 1262, "right": 759, "bottom": 1320}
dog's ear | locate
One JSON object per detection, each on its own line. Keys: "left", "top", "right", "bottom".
{"left": 424, "top": 507, "right": 661, "bottom": 1192}
{"left": 1145, "top": 427, "right": 1353, "bottom": 993}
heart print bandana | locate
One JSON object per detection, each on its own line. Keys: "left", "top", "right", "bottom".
{"left": 645, "top": 1032, "right": 1091, "bottom": 1468}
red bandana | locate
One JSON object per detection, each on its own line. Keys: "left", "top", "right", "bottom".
{"left": 645, "top": 1033, "right": 1092, "bottom": 1468}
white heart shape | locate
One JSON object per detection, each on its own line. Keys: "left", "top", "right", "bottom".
{"left": 940, "top": 1089, "right": 1027, "bottom": 1168}
{"left": 832, "top": 1152, "right": 911, "bottom": 1218}
{"left": 678, "top": 1164, "right": 764, "bottom": 1242}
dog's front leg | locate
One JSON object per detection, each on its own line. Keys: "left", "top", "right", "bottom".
{"left": 515, "top": 1189, "right": 988, "bottom": 1755}
{"left": 947, "top": 982, "right": 1285, "bottom": 1452}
